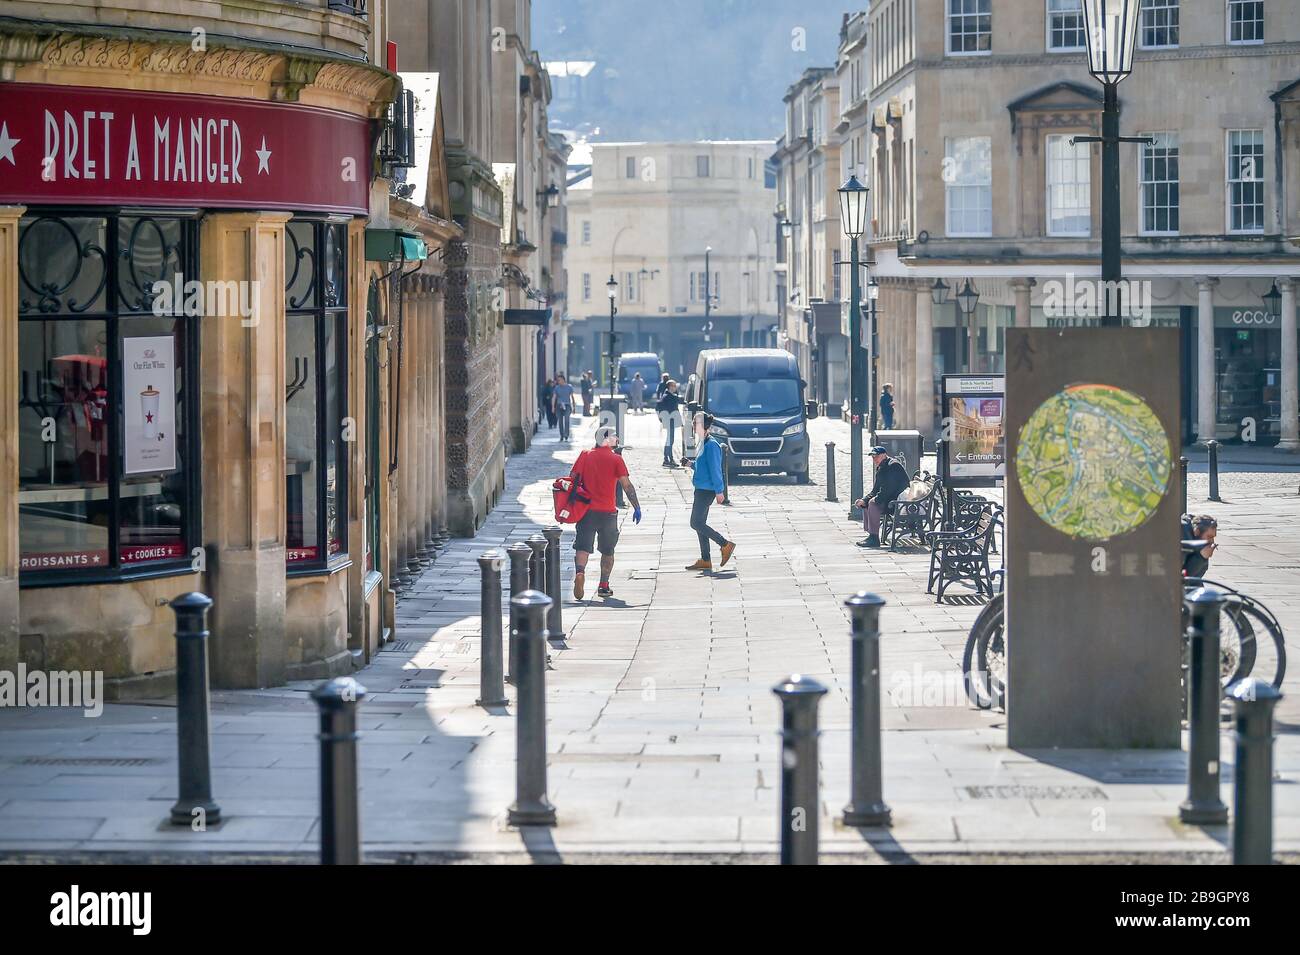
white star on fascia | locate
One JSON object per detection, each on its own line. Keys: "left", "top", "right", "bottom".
{"left": 0, "top": 123, "right": 20, "bottom": 166}
{"left": 256, "top": 137, "right": 272, "bottom": 175}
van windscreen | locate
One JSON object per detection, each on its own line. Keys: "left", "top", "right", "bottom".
{"left": 708, "top": 378, "right": 801, "bottom": 417}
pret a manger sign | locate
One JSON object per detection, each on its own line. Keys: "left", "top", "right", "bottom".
{"left": 0, "top": 84, "right": 370, "bottom": 214}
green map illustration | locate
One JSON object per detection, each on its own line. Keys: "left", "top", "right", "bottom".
{"left": 1016, "top": 384, "right": 1171, "bottom": 542}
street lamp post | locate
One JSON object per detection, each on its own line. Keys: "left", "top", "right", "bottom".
{"left": 606, "top": 275, "right": 618, "bottom": 402}
{"left": 955, "top": 278, "right": 981, "bottom": 373}
{"left": 1077, "top": 0, "right": 1145, "bottom": 327}
{"left": 838, "top": 174, "right": 869, "bottom": 521}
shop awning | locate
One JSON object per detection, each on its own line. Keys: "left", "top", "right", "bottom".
{"left": 364, "top": 229, "right": 428, "bottom": 263}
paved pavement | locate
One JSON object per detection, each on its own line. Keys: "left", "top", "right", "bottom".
{"left": 1, "top": 410, "right": 1297, "bottom": 862}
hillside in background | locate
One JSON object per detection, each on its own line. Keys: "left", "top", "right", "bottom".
{"left": 533, "top": 0, "right": 852, "bottom": 143}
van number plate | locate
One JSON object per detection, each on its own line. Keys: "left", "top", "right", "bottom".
{"left": 740, "top": 458, "right": 770, "bottom": 467}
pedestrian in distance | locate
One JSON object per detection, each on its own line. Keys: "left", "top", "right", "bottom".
{"left": 656, "top": 379, "right": 683, "bottom": 468}
{"left": 552, "top": 373, "right": 575, "bottom": 441}
{"left": 854, "top": 445, "right": 910, "bottom": 548}
{"left": 655, "top": 372, "right": 670, "bottom": 401}
{"left": 683, "top": 412, "right": 736, "bottom": 572}
{"left": 628, "top": 372, "right": 646, "bottom": 413}
{"left": 569, "top": 426, "right": 641, "bottom": 600}
{"left": 1181, "top": 513, "right": 1218, "bottom": 578}
{"left": 581, "top": 371, "right": 595, "bottom": 417}
{"left": 542, "top": 378, "right": 557, "bottom": 430}
{"left": 880, "top": 383, "right": 895, "bottom": 430}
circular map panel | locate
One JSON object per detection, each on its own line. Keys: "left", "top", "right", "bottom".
{"left": 1016, "top": 384, "right": 1171, "bottom": 542}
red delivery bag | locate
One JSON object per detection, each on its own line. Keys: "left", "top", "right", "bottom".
{"left": 552, "top": 452, "right": 592, "bottom": 524}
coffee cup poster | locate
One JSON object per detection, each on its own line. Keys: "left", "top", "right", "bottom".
{"left": 122, "top": 336, "right": 177, "bottom": 475}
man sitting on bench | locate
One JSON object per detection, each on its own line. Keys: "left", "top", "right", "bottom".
{"left": 854, "top": 446, "right": 911, "bottom": 549}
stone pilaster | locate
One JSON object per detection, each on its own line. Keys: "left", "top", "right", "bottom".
{"left": 0, "top": 207, "right": 24, "bottom": 675}
{"left": 913, "top": 280, "right": 935, "bottom": 437}
{"left": 199, "top": 212, "right": 290, "bottom": 689}
{"left": 1010, "top": 277, "right": 1035, "bottom": 328}
{"left": 1278, "top": 278, "right": 1298, "bottom": 452}
{"left": 1196, "top": 277, "right": 1219, "bottom": 446}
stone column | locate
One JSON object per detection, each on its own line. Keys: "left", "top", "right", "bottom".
{"left": 0, "top": 207, "right": 24, "bottom": 674}
{"left": 200, "top": 212, "right": 290, "bottom": 689}
{"left": 345, "top": 219, "right": 368, "bottom": 652}
{"left": 1279, "top": 278, "right": 1298, "bottom": 452}
{"left": 1196, "top": 277, "right": 1219, "bottom": 445}
{"left": 1011, "top": 277, "right": 1035, "bottom": 327}
{"left": 914, "top": 281, "right": 934, "bottom": 437}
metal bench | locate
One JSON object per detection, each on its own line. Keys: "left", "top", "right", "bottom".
{"left": 926, "top": 503, "right": 1003, "bottom": 603}
{"left": 881, "top": 473, "right": 941, "bottom": 550}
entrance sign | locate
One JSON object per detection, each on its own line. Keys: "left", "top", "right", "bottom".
{"left": 122, "top": 336, "right": 177, "bottom": 475}
{"left": 0, "top": 83, "right": 371, "bottom": 214}
{"left": 941, "top": 375, "right": 1004, "bottom": 486}
{"left": 1005, "top": 328, "right": 1181, "bottom": 749}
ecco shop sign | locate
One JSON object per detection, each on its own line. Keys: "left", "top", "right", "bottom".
{"left": 0, "top": 83, "right": 371, "bottom": 214}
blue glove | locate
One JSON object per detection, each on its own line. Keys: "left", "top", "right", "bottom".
{"left": 633, "top": 507, "right": 643, "bottom": 525}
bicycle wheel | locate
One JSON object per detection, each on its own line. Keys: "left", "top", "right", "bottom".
{"left": 962, "top": 595, "right": 1005, "bottom": 710}
{"left": 976, "top": 616, "right": 1007, "bottom": 711}
{"left": 1228, "top": 598, "right": 1286, "bottom": 689}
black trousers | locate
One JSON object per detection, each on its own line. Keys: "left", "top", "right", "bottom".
{"left": 690, "top": 488, "right": 727, "bottom": 560}
{"left": 663, "top": 415, "right": 677, "bottom": 462}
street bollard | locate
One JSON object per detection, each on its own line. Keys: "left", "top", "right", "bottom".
{"left": 773, "top": 673, "right": 828, "bottom": 865}
{"left": 506, "top": 542, "right": 533, "bottom": 686}
{"left": 1179, "top": 455, "right": 1189, "bottom": 513}
{"left": 1207, "top": 439, "right": 1221, "bottom": 502}
{"left": 168, "top": 592, "right": 222, "bottom": 827}
{"left": 1230, "top": 678, "right": 1282, "bottom": 865}
{"left": 1179, "top": 587, "right": 1228, "bottom": 825}
{"left": 527, "top": 533, "right": 547, "bottom": 593}
{"left": 542, "top": 526, "right": 566, "bottom": 640}
{"left": 476, "top": 551, "right": 507, "bottom": 707}
{"left": 722, "top": 443, "right": 731, "bottom": 505}
{"left": 825, "top": 442, "right": 838, "bottom": 502}
{"left": 842, "top": 593, "right": 893, "bottom": 828}
{"left": 507, "top": 590, "right": 557, "bottom": 827}
{"left": 311, "top": 676, "right": 367, "bottom": 864}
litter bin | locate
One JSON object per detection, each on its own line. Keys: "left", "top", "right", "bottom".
{"left": 872, "top": 429, "right": 924, "bottom": 474}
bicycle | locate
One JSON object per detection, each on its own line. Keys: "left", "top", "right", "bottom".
{"left": 960, "top": 572, "right": 1286, "bottom": 712}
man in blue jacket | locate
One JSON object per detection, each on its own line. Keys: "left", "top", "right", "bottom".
{"left": 683, "top": 412, "right": 736, "bottom": 571}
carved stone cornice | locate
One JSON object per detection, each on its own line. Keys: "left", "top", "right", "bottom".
{"left": 38, "top": 35, "right": 278, "bottom": 82}
{"left": 310, "top": 61, "right": 397, "bottom": 115}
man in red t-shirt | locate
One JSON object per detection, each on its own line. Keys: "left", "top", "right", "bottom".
{"left": 571, "top": 426, "right": 641, "bottom": 600}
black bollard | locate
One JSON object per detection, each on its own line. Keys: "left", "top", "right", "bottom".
{"left": 506, "top": 542, "right": 533, "bottom": 686}
{"left": 1179, "top": 455, "right": 1189, "bottom": 513}
{"left": 476, "top": 551, "right": 507, "bottom": 707}
{"left": 507, "top": 590, "right": 557, "bottom": 827}
{"left": 1207, "top": 439, "right": 1221, "bottom": 502}
{"left": 543, "top": 526, "right": 566, "bottom": 640}
{"left": 842, "top": 593, "right": 893, "bottom": 827}
{"left": 825, "top": 442, "right": 838, "bottom": 502}
{"left": 1179, "top": 587, "right": 1228, "bottom": 825}
{"left": 773, "top": 673, "right": 828, "bottom": 865}
{"left": 1230, "top": 678, "right": 1282, "bottom": 864}
{"left": 722, "top": 443, "right": 731, "bottom": 505}
{"left": 311, "top": 676, "right": 367, "bottom": 864}
{"left": 527, "top": 534, "right": 547, "bottom": 593}
{"left": 169, "top": 592, "right": 221, "bottom": 827}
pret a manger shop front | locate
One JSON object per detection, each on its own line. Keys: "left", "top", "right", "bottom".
{"left": 0, "top": 73, "right": 386, "bottom": 695}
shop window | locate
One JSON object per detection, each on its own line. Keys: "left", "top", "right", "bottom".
{"left": 285, "top": 218, "right": 349, "bottom": 570}
{"left": 16, "top": 212, "right": 200, "bottom": 584}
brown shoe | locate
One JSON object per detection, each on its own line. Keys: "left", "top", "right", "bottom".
{"left": 685, "top": 559, "right": 712, "bottom": 571}
{"left": 720, "top": 541, "right": 736, "bottom": 567}
{"left": 572, "top": 571, "right": 585, "bottom": 600}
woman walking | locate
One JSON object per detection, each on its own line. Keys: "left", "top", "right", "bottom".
{"left": 684, "top": 412, "right": 736, "bottom": 572}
